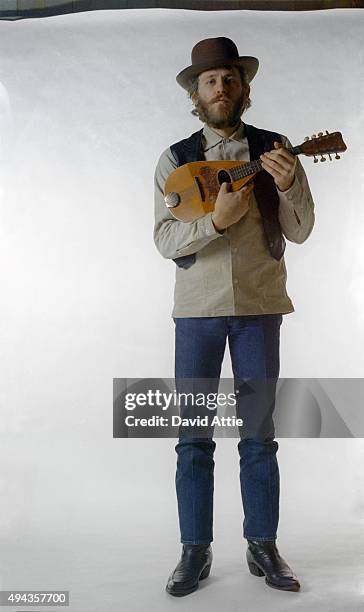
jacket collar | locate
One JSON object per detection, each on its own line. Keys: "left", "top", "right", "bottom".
{"left": 202, "top": 120, "right": 245, "bottom": 151}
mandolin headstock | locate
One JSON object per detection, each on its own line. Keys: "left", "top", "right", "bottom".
{"left": 299, "top": 131, "right": 347, "bottom": 163}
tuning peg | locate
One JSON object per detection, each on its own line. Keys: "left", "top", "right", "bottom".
{"left": 325, "top": 130, "right": 330, "bottom": 135}
{"left": 320, "top": 155, "right": 326, "bottom": 162}
{"left": 311, "top": 134, "right": 317, "bottom": 139}
{"left": 313, "top": 155, "right": 318, "bottom": 163}
{"left": 304, "top": 136, "right": 310, "bottom": 142}
{"left": 318, "top": 132, "right": 323, "bottom": 137}
{"left": 335, "top": 153, "right": 340, "bottom": 159}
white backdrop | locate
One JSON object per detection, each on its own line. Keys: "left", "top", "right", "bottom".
{"left": 0, "top": 9, "right": 364, "bottom": 611}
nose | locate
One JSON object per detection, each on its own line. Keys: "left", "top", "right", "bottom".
{"left": 214, "top": 77, "right": 228, "bottom": 95}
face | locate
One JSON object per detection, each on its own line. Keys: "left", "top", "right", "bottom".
{"left": 192, "top": 66, "right": 250, "bottom": 129}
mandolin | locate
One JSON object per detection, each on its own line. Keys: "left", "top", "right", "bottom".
{"left": 164, "top": 131, "right": 347, "bottom": 222}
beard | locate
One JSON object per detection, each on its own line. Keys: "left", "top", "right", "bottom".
{"left": 192, "top": 90, "right": 251, "bottom": 129}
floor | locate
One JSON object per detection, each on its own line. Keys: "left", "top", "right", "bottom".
{"left": 1, "top": 528, "right": 364, "bottom": 611}
{"left": 1, "top": 438, "right": 364, "bottom": 611}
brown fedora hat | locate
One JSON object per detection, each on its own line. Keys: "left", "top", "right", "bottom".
{"left": 176, "top": 37, "right": 259, "bottom": 91}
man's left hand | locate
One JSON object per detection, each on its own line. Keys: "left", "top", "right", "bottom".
{"left": 260, "top": 141, "right": 297, "bottom": 192}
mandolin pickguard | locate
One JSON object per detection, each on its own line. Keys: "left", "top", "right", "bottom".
{"left": 199, "top": 166, "right": 221, "bottom": 203}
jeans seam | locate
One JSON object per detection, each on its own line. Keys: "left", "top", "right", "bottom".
{"left": 181, "top": 539, "right": 212, "bottom": 545}
{"left": 244, "top": 535, "right": 277, "bottom": 541}
{"left": 268, "top": 449, "right": 274, "bottom": 535}
{"left": 192, "top": 445, "right": 196, "bottom": 543}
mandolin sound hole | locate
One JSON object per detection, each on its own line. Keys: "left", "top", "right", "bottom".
{"left": 217, "top": 170, "right": 232, "bottom": 185}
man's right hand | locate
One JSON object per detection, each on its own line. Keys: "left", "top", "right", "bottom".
{"left": 211, "top": 182, "right": 252, "bottom": 233}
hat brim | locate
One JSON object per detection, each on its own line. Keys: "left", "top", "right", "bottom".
{"left": 176, "top": 56, "right": 259, "bottom": 91}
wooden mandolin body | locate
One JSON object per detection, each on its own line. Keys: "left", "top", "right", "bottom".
{"left": 164, "top": 160, "right": 257, "bottom": 222}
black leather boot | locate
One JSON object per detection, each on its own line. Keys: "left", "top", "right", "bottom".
{"left": 166, "top": 544, "right": 212, "bottom": 597}
{"left": 246, "top": 540, "right": 300, "bottom": 592}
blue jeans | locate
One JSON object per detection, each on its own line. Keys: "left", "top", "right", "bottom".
{"left": 174, "top": 315, "right": 282, "bottom": 544}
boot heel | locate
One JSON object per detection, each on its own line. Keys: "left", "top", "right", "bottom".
{"left": 200, "top": 564, "right": 211, "bottom": 580}
{"left": 248, "top": 561, "right": 264, "bottom": 577}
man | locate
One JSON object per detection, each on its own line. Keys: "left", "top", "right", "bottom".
{"left": 153, "top": 37, "right": 315, "bottom": 597}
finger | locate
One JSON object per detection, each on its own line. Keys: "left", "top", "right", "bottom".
{"left": 260, "top": 156, "right": 292, "bottom": 175}
{"left": 276, "top": 148, "right": 297, "bottom": 165}
{"left": 260, "top": 160, "right": 284, "bottom": 181}
{"left": 240, "top": 183, "right": 253, "bottom": 193}
{"left": 265, "top": 147, "right": 296, "bottom": 166}
{"left": 265, "top": 144, "right": 296, "bottom": 161}
{"left": 261, "top": 151, "right": 295, "bottom": 172}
